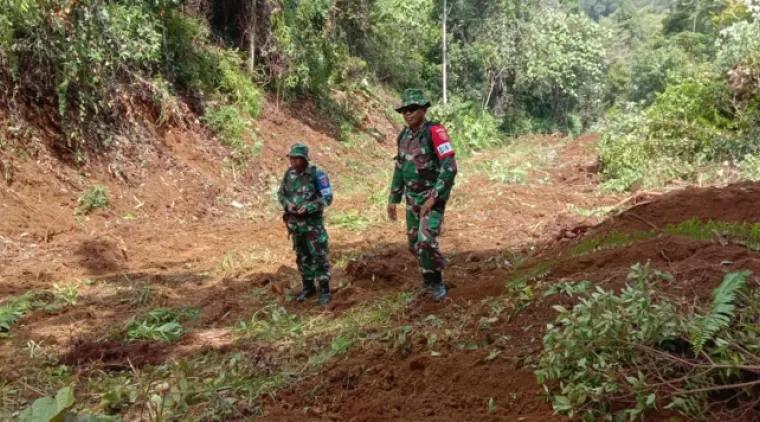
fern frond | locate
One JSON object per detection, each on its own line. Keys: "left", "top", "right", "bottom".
{"left": 689, "top": 270, "right": 751, "bottom": 354}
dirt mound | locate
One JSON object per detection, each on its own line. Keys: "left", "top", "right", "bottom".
{"left": 59, "top": 340, "right": 172, "bottom": 369}
{"left": 552, "top": 133, "right": 601, "bottom": 186}
{"left": 600, "top": 181, "right": 760, "bottom": 234}
{"left": 346, "top": 250, "right": 412, "bottom": 283}
{"left": 266, "top": 346, "right": 563, "bottom": 422}
{"left": 59, "top": 329, "right": 240, "bottom": 370}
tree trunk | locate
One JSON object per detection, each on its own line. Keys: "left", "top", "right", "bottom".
{"left": 249, "top": 0, "right": 257, "bottom": 73}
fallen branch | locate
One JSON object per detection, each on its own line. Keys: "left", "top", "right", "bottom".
{"left": 627, "top": 212, "right": 658, "bottom": 230}
{"left": 44, "top": 207, "right": 68, "bottom": 243}
{"left": 609, "top": 190, "right": 664, "bottom": 214}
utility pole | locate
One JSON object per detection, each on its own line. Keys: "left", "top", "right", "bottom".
{"left": 442, "top": 0, "right": 448, "bottom": 105}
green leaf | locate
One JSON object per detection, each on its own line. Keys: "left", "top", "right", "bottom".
{"left": 18, "top": 386, "right": 75, "bottom": 422}
{"left": 646, "top": 393, "right": 656, "bottom": 407}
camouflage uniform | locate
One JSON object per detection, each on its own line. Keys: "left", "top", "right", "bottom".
{"left": 390, "top": 89, "right": 458, "bottom": 300}
{"left": 278, "top": 143, "right": 334, "bottom": 304}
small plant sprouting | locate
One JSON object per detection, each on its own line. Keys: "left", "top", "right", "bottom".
{"left": 124, "top": 307, "right": 199, "bottom": 342}
{"left": 76, "top": 185, "right": 109, "bottom": 215}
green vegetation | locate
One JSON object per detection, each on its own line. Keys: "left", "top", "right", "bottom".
{"left": 0, "top": 293, "right": 36, "bottom": 338}
{"left": 6, "top": 292, "right": 418, "bottom": 421}
{"left": 328, "top": 209, "right": 373, "bottom": 230}
{"left": 537, "top": 265, "right": 760, "bottom": 420}
{"left": 123, "top": 307, "right": 199, "bottom": 342}
{"left": 598, "top": 0, "right": 760, "bottom": 191}
{"left": 1, "top": 0, "right": 759, "bottom": 190}
{"left": 76, "top": 185, "right": 109, "bottom": 216}
{"left": 1, "top": 291, "right": 77, "bottom": 338}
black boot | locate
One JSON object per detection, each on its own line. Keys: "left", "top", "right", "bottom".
{"left": 296, "top": 278, "right": 316, "bottom": 302}
{"left": 422, "top": 272, "right": 435, "bottom": 290}
{"left": 428, "top": 271, "right": 447, "bottom": 302}
{"left": 318, "top": 278, "right": 331, "bottom": 305}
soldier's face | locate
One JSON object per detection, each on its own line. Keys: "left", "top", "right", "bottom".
{"left": 402, "top": 106, "right": 426, "bottom": 127}
{"left": 289, "top": 156, "right": 307, "bottom": 171}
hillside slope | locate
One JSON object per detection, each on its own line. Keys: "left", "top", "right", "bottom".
{"left": 2, "top": 104, "right": 760, "bottom": 420}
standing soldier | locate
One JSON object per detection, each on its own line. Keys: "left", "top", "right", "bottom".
{"left": 387, "top": 89, "right": 458, "bottom": 301}
{"left": 278, "top": 143, "right": 334, "bottom": 305}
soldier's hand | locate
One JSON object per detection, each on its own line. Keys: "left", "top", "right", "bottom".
{"left": 297, "top": 205, "right": 307, "bottom": 215}
{"left": 387, "top": 203, "right": 397, "bottom": 221}
{"left": 420, "top": 196, "right": 436, "bottom": 217}
{"left": 287, "top": 204, "right": 297, "bottom": 213}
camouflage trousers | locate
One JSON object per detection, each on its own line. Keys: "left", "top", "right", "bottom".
{"left": 405, "top": 195, "right": 447, "bottom": 274}
{"left": 290, "top": 224, "right": 331, "bottom": 282}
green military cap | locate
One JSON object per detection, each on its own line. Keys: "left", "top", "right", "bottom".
{"left": 395, "top": 88, "right": 432, "bottom": 113}
{"left": 287, "top": 143, "right": 310, "bottom": 160}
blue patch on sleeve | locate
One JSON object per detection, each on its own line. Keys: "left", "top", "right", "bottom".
{"left": 316, "top": 170, "right": 332, "bottom": 198}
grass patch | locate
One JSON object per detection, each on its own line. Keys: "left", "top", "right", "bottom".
{"left": 463, "top": 137, "right": 561, "bottom": 184}
{"left": 0, "top": 290, "right": 78, "bottom": 338}
{"left": 568, "top": 230, "right": 659, "bottom": 257}
{"left": 328, "top": 209, "right": 373, "bottom": 230}
{"left": 664, "top": 218, "right": 760, "bottom": 250}
{"left": 505, "top": 261, "right": 553, "bottom": 291}
{"left": 0, "top": 293, "right": 37, "bottom": 338}
{"left": 238, "top": 292, "right": 415, "bottom": 343}
{"left": 218, "top": 248, "right": 277, "bottom": 274}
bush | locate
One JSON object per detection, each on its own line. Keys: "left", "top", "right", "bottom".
{"left": 2, "top": 1, "right": 162, "bottom": 124}
{"left": 428, "top": 97, "right": 505, "bottom": 157}
{"left": 164, "top": 13, "right": 261, "bottom": 117}
{"left": 625, "top": 36, "right": 708, "bottom": 105}
{"left": 598, "top": 75, "right": 757, "bottom": 191}
{"left": 203, "top": 105, "right": 250, "bottom": 149}
{"left": 537, "top": 265, "right": 760, "bottom": 420}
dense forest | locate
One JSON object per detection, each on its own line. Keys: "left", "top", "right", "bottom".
{"left": 2, "top": 0, "right": 759, "bottom": 191}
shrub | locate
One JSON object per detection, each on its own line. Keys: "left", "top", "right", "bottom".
{"left": 537, "top": 265, "right": 760, "bottom": 420}
{"left": 598, "top": 75, "right": 754, "bottom": 191}
{"left": 2, "top": 1, "right": 162, "bottom": 130}
{"left": 164, "top": 13, "right": 261, "bottom": 117}
{"left": 428, "top": 97, "right": 505, "bottom": 157}
{"left": 203, "top": 105, "right": 250, "bottom": 150}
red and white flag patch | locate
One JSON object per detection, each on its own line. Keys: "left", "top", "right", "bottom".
{"left": 430, "top": 125, "right": 455, "bottom": 159}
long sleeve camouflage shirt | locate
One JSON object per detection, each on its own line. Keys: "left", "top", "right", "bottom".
{"left": 389, "top": 121, "right": 458, "bottom": 205}
{"left": 278, "top": 165, "right": 333, "bottom": 230}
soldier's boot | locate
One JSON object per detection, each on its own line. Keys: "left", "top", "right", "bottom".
{"left": 422, "top": 272, "right": 434, "bottom": 290}
{"left": 296, "top": 278, "right": 316, "bottom": 302}
{"left": 317, "top": 278, "right": 331, "bottom": 305}
{"left": 428, "top": 271, "right": 447, "bottom": 302}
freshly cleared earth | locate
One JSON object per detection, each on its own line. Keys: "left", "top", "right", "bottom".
{"left": 2, "top": 102, "right": 759, "bottom": 421}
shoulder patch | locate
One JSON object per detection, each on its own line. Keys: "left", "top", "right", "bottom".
{"left": 430, "top": 125, "right": 455, "bottom": 159}
{"left": 315, "top": 170, "right": 332, "bottom": 197}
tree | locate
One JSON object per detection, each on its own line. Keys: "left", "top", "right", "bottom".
{"left": 521, "top": 11, "right": 608, "bottom": 123}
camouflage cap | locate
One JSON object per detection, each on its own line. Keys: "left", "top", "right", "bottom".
{"left": 395, "top": 88, "right": 432, "bottom": 113}
{"left": 287, "top": 143, "right": 310, "bottom": 161}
